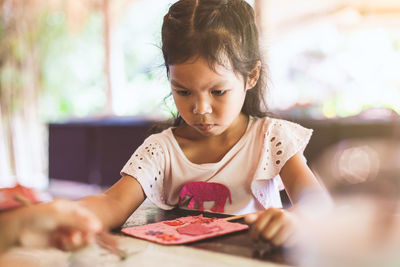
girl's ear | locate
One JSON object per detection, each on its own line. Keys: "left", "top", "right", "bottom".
{"left": 246, "top": 61, "right": 261, "bottom": 90}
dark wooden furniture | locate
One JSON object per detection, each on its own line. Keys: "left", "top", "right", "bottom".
{"left": 285, "top": 116, "right": 400, "bottom": 164}
{"left": 49, "top": 116, "right": 156, "bottom": 185}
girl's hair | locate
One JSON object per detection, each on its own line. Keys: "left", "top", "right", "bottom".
{"left": 161, "top": 0, "right": 270, "bottom": 127}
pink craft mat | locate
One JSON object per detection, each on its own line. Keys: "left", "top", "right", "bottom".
{"left": 121, "top": 215, "right": 249, "bottom": 245}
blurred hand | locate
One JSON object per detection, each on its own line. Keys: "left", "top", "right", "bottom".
{"left": 18, "top": 199, "right": 103, "bottom": 251}
{"left": 245, "top": 208, "right": 299, "bottom": 247}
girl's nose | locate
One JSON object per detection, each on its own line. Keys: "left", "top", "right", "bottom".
{"left": 193, "top": 99, "right": 212, "bottom": 115}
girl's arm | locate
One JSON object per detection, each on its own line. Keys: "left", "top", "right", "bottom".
{"left": 279, "top": 152, "right": 324, "bottom": 204}
{"left": 78, "top": 175, "right": 146, "bottom": 230}
{"left": 246, "top": 152, "right": 328, "bottom": 246}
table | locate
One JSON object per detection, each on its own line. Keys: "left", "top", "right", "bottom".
{"left": 0, "top": 201, "right": 291, "bottom": 267}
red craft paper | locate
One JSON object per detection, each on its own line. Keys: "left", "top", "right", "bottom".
{"left": 176, "top": 222, "right": 216, "bottom": 236}
{"left": 163, "top": 219, "right": 185, "bottom": 226}
{"left": 0, "top": 184, "right": 40, "bottom": 210}
{"left": 121, "top": 215, "right": 248, "bottom": 245}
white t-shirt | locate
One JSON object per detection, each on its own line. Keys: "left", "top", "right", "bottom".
{"left": 121, "top": 116, "right": 312, "bottom": 215}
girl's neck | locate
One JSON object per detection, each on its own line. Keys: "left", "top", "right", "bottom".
{"left": 218, "top": 113, "right": 249, "bottom": 144}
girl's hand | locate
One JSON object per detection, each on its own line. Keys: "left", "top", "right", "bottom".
{"left": 245, "top": 208, "right": 299, "bottom": 247}
{"left": 18, "top": 199, "right": 103, "bottom": 251}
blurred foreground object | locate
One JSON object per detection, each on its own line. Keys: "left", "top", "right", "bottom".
{"left": 0, "top": 199, "right": 104, "bottom": 254}
{"left": 313, "top": 137, "right": 400, "bottom": 196}
{"left": 288, "top": 136, "right": 400, "bottom": 267}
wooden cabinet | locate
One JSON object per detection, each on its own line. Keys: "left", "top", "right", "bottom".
{"left": 48, "top": 117, "right": 155, "bottom": 186}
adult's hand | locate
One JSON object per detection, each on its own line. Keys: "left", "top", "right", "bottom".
{"left": 0, "top": 199, "right": 103, "bottom": 252}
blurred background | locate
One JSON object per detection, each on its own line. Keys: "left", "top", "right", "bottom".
{"left": 0, "top": 0, "right": 399, "bottom": 199}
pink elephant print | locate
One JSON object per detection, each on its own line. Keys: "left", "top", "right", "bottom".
{"left": 178, "top": 181, "right": 232, "bottom": 213}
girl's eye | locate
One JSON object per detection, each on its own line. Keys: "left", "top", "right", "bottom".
{"left": 176, "top": 90, "right": 191, "bottom": 96}
{"left": 212, "top": 90, "right": 226, "bottom": 96}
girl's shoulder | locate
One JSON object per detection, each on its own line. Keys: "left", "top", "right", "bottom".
{"left": 142, "top": 126, "right": 175, "bottom": 144}
{"left": 250, "top": 116, "right": 312, "bottom": 138}
{"left": 140, "top": 126, "right": 183, "bottom": 153}
{"left": 129, "top": 127, "right": 177, "bottom": 164}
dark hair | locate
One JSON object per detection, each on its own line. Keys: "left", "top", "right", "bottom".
{"left": 161, "top": 0, "right": 270, "bottom": 127}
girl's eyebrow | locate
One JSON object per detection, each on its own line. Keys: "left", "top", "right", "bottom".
{"left": 209, "top": 81, "right": 228, "bottom": 90}
{"left": 170, "top": 79, "right": 189, "bottom": 90}
{"left": 171, "top": 79, "right": 228, "bottom": 91}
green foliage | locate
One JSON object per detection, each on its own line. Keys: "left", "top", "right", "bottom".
{"left": 38, "top": 11, "right": 106, "bottom": 121}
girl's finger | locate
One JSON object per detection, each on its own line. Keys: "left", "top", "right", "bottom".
{"left": 260, "top": 212, "right": 285, "bottom": 241}
{"left": 244, "top": 211, "right": 264, "bottom": 224}
{"left": 270, "top": 222, "right": 292, "bottom": 246}
{"left": 244, "top": 213, "right": 259, "bottom": 224}
{"left": 250, "top": 209, "right": 274, "bottom": 240}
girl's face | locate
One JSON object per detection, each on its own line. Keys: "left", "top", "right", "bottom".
{"left": 170, "top": 56, "right": 254, "bottom": 137}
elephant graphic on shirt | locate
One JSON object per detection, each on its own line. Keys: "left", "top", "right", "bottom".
{"left": 178, "top": 181, "right": 232, "bottom": 213}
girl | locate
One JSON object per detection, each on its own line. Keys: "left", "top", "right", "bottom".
{"left": 79, "top": 0, "right": 325, "bottom": 248}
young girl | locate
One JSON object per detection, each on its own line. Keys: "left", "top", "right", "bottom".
{"left": 79, "top": 0, "right": 325, "bottom": 248}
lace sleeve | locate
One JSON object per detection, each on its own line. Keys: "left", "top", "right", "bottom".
{"left": 254, "top": 119, "right": 313, "bottom": 184}
{"left": 250, "top": 119, "right": 312, "bottom": 208}
{"left": 121, "top": 136, "right": 174, "bottom": 210}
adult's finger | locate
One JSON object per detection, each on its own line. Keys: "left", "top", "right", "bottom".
{"left": 51, "top": 227, "right": 87, "bottom": 251}
{"left": 46, "top": 200, "right": 102, "bottom": 233}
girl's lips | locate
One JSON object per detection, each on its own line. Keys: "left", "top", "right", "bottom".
{"left": 195, "top": 124, "right": 214, "bottom": 131}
